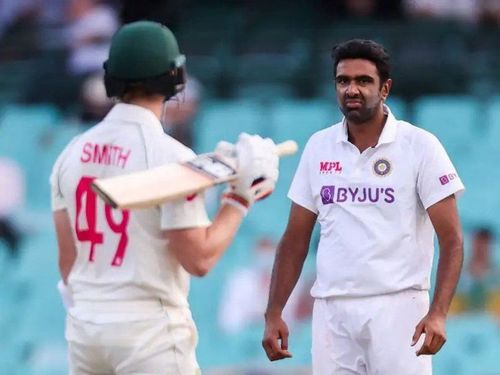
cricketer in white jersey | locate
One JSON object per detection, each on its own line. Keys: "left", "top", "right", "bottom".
{"left": 51, "top": 103, "right": 209, "bottom": 373}
{"left": 263, "top": 39, "right": 465, "bottom": 375}
{"left": 52, "top": 103, "right": 211, "bottom": 305}
{"left": 290, "top": 107, "right": 464, "bottom": 299}
{"left": 51, "top": 21, "right": 280, "bottom": 375}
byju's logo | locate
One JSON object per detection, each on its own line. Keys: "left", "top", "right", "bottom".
{"left": 320, "top": 186, "right": 335, "bottom": 204}
{"left": 320, "top": 185, "right": 395, "bottom": 205}
{"left": 319, "top": 161, "right": 342, "bottom": 174}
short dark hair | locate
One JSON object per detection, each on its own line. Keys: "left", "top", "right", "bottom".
{"left": 331, "top": 39, "right": 390, "bottom": 83}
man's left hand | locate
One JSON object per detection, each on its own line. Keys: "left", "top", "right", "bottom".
{"left": 411, "top": 311, "right": 447, "bottom": 356}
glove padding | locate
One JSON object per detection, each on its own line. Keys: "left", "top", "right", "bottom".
{"left": 214, "top": 140, "right": 236, "bottom": 160}
{"left": 219, "top": 133, "right": 279, "bottom": 211}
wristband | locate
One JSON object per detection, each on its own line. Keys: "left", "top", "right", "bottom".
{"left": 221, "top": 192, "right": 250, "bottom": 216}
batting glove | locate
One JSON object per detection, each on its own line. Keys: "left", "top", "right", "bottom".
{"left": 221, "top": 133, "right": 279, "bottom": 214}
{"left": 214, "top": 140, "right": 237, "bottom": 160}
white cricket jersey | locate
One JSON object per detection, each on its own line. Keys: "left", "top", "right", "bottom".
{"left": 288, "top": 106, "right": 464, "bottom": 297}
{"left": 50, "top": 103, "right": 210, "bottom": 309}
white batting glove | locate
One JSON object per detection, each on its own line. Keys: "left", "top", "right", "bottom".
{"left": 57, "top": 280, "right": 74, "bottom": 310}
{"left": 221, "top": 133, "right": 279, "bottom": 214}
{"left": 214, "top": 140, "right": 237, "bottom": 164}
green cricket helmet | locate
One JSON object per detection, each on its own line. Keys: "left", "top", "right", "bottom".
{"left": 103, "top": 21, "right": 186, "bottom": 100}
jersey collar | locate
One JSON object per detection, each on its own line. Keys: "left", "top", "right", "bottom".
{"left": 104, "top": 103, "right": 163, "bottom": 130}
{"left": 336, "top": 104, "right": 398, "bottom": 146}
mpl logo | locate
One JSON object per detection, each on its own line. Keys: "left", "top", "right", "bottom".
{"left": 319, "top": 161, "right": 342, "bottom": 174}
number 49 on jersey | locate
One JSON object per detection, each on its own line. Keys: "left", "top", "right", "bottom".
{"left": 75, "top": 176, "right": 130, "bottom": 266}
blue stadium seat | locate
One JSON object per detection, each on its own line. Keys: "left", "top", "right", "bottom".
{"left": 0, "top": 343, "right": 29, "bottom": 375}
{"left": 0, "top": 228, "right": 65, "bottom": 374}
{"left": 385, "top": 96, "right": 407, "bottom": 119}
{"left": 456, "top": 144, "right": 500, "bottom": 229}
{"left": 266, "top": 99, "right": 338, "bottom": 230}
{"left": 26, "top": 342, "right": 68, "bottom": 375}
{"left": 244, "top": 195, "right": 290, "bottom": 239}
{"left": 0, "top": 105, "right": 65, "bottom": 210}
{"left": 0, "top": 104, "right": 60, "bottom": 165}
{"left": 234, "top": 83, "right": 295, "bottom": 101}
{"left": 435, "top": 314, "right": 500, "bottom": 375}
{"left": 413, "top": 96, "right": 480, "bottom": 158}
{"left": 30, "top": 124, "right": 82, "bottom": 210}
{"left": 485, "top": 96, "right": 500, "bottom": 144}
{"left": 194, "top": 100, "right": 269, "bottom": 154}
{"left": 269, "top": 98, "right": 339, "bottom": 151}
{"left": 10, "top": 230, "right": 67, "bottom": 374}
{"left": 15, "top": 230, "right": 59, "bottom": 289}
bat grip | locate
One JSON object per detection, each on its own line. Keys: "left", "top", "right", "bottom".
{"left": 276, "top": 140, "right": 299, "bottom": 157}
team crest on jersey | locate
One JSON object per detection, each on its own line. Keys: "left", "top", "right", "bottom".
{"left": 373, "top": 158, "right": 391, "bottom": 176}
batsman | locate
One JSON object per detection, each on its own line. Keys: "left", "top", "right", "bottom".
{"left": 51, "top": 21, "right": 279, "bottom": 374}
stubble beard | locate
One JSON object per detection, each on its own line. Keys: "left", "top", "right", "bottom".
{"left": 340, "top": 100, "right": 382, "bottom": 125}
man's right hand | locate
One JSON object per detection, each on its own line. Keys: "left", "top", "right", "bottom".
{"left": 234, "top": 133, "right": 279, "bottom": 203}
{"left": 221, "top": 133, "right": 279, "bottom": 212}
{"left": 262, "top": 314, "right": 293, "bottom": 361}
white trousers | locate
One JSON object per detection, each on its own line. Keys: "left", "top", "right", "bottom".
{"left": 312, "top": 289, "right": 432, "bottom": 375}
{"left": 66, "top": 300, "right": 201, "bottom": 375}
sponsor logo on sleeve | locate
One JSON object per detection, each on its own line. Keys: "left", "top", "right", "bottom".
{"left": 439, "top": 173, "right": 457, "bottom": 185}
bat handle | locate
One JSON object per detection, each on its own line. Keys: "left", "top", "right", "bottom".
{"left": 276, "top": 140, "right": 299, "bottom": 157}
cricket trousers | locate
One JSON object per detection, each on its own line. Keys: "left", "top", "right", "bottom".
{"left": 66, "top": 299, "right": 201, "bottom": 375}
{"left": 311, "top": 289, "right": 432, "bottom": 375}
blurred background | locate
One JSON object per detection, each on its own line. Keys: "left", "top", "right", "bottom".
{"left": 0, "top": 0, "right": 499, "bottom": 374}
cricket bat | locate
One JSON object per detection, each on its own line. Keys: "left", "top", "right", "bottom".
{"left": 92, "top": 140, "right": 298, "bottom": 209}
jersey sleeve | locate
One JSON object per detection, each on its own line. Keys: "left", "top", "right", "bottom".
{"left": 50, "top": 137, "right": 79, "bottom": 211}
{"left": 160, "top": 193, "right": 211, "bottom": 230}
{"left": 156, "top": 141, "right": 211, "bottom": 230}
{"left": 417, "top": 133, "right": 465, "bottom": 209}
{"left": 287, "top": 140, "right": 317, "bottom": 213}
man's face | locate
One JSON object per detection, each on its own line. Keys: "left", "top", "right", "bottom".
{"left": 335, "top": 59, "right": 390, "bottom": 124}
